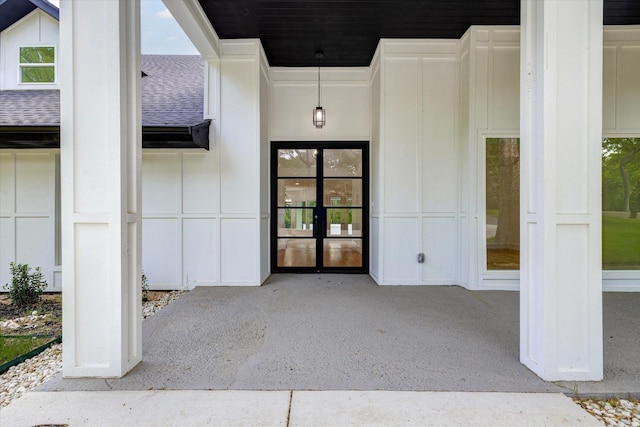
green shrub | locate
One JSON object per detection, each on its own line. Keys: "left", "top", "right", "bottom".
{"left": 141, "top": 271, "right": 149, "bottom": 302}
{"left": 3, "top": 262, "right": 47, "bottom": 308}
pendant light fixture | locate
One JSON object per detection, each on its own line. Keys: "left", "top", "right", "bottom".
{"left": 313, "top": 50, "right": 326, "bottom": 129}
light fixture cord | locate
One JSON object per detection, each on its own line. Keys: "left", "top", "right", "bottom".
{"left": 317, "top": 64, "right": 321, "bottom": 105}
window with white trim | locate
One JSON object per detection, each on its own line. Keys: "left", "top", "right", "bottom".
{"left": 19, "top": 46, "right": 55, "bottom": 83}
{"left": 485, "top": 137, "right": 520, "bottom": 270}
{"left": 602, "top": 137, "right": 640, "bottom": 270}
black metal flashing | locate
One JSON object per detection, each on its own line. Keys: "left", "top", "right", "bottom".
{"left": 0, "top": 120, "right": 212, "bottom": 150}
{"left": 141, "top": 120, "right": 212, "bottom": 150}
{"left": 0, "top": 126, "right": 59, "bottom": 148}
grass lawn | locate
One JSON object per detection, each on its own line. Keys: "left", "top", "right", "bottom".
{"left": 603, "top": 214, "right": 640, "bottom": 270}
{"left": 0, "top": 336, "right": 53, "bottom": 365}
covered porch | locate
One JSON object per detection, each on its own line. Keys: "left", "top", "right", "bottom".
{"left": 43, "top": 275, "right": 640, "bottom": 395}
{"left": 58, "top": 0, "right": 640, "bottom": 384}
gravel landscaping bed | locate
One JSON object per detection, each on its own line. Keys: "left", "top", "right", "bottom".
{"left": 0, "top": 290, "right": 186, "bottom": 409}
{"left": 575, "top": 398, "right": 640, "bottom": 427}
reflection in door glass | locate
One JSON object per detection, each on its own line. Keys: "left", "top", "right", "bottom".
{"left": 278, "top": 149, "right": 317, "bottom": 177}
{"left": 326, "top": 208, "right": 362, "bottom": 237}
{"left": 277, "top": 238, "right": 316, "bottom": 267}
{"left": 323, "top": 239, "right": 362, "bottom": 267}
{"left": 323, "top": 179, "right": 362, "bottom": 206}
{"left": 323, "top": 149, "right": 362, "bottom": 177}
{"left": 277, "top": 208, "right": 314, "bottom": 237}
{"left": 277, "top": 179, "right": 316, "bottom": 206}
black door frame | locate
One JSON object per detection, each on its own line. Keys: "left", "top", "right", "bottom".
{"left": 271, "top": 141, "right": 369, "bottom": 273}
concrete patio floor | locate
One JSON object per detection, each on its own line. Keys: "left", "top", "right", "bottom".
{"left": 38, "top": 274, "right": 639, "bottom": 397}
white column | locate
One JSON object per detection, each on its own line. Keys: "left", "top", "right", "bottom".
{"left": 520, "top": 0, "right": 603, "bottom": 381}
{"left": 60, "top": 0, "right": 142, "bottom": 377}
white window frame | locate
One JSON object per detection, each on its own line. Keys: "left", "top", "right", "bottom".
{"left": 601, "top": 133, "right": 640, "bottom": 291}
{"left": 479, "top": 132, "right": 520, "bottom": 289}
{"left": 18, "top": 45, "right": 57, "bottom": 85}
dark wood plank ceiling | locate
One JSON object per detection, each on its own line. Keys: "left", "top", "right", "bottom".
{"left": 197, "top": 0, "right": 640, "bottom": 67}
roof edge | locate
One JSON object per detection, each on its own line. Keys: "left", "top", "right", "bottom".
{"left": 0, "top": 120, "right": 212, "bottom": 150}
{"left": 28, "top": 0, "right": 59, "bottom": 21}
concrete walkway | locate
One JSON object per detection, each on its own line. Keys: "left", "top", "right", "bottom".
{"left": 0, "top": 390, "right": 602, "bottom": 426}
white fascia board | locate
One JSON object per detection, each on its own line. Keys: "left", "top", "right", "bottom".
{"left": 162, "top": 0, "right": 220, "bottom": 59}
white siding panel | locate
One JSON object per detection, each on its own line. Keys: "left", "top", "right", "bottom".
{"left": 384, "top": 58, "right": 419, "bottom": 214}
{"left": 322, "top": 84, "right": 370, "bottom": 139}
{"left": 618, "top": 46, "right": 640, "bottom": 129}
{"left": 0, "top": 218, "right": 14, "bottom": 286}
{"left": 555, "top": 224, "right": 590, "bottom": 372}
{"left": 74, "top": 223, "right": 109, "bottom": 368}
{"left": 370, "top": 216, "right": 380, "bottom": 280}
{"left": 422, "top": 58, "right": 457, "bottom": 213}
{"left": 183, "top": 153, "right": 217, "bottom": 214}
{"left": 602, "top": 46, "right": 617, "bottom": 131}
{"left": 0, "top": 154, "right": 14, "bottom": 211}
{"left": 220, "top": 59, "right": 257, "bottom": 214}
{"left": 142, "top": 153, "right": 181, "bottom": 214}
{"left": 15, "top": 153, "right": 53, "bottom": 213}
{"left": 270, "top": 83, "right": 317, "bottom": 139}
{"left": 382, "top": 217, "right": 419, "bottom": 283}
{"left": 474, "top": 47, "right": 489, "bottom": 130}
{"left": 260, "top": 216, "right": 269, "bottom": 281}
{"left": 183, "top": 218, "right": 217, "bottom": 285}
{"left": 142, "top": 218, "right": 181, "bottom": 286}
{"left": 15, "top": 217, "right": 51, "bottom": 267}
{"left": 491, "top": 47, "right": 520, "bottom": 130}
{"left": 422, "top": 217, "right": 457, "bottom": 283}
{"left": 220, "top": 218, "right": 257, "bottom": 284}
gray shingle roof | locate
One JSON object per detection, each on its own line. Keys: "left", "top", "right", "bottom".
{"left": 0, "top": 55, "right": 204, "bottom": 128}
{"left": 141, "top": 55, "right": 204, "bottom": 127}
{"left": 0, "top": 90, "right": 59, "bottom": 126}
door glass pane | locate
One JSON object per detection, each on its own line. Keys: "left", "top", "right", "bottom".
{"left": 323, "top": 238, "right": 362, "bottom": 267}
{"left": 326, "top": 208, "right": 362, "bottom": 237}
{"left": 324, "top": 149, "right": 362, "bottom": 177}
{"left": 278, "top": 149, "right": 317, "bottom": 177}
{"left": 277, "top": 238, "right": 316, "bottom": 267}
{"left": 277, "top": 208, "right": 314, "bottom": 237}
{"left": 486, "top": 138, "right": 520, "bottom": 270}
{"left": 277, "top": 179, "right": 316, "bottom": 207}
{"left": 602, "top": 137, "right": 640, "bottom": 270}
{"left": 323, "top": 179, "right": 362, "bottom": 206}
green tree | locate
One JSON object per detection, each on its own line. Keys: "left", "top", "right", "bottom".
{"left": 603, "top": 138, "right": 640, "bottom": 218}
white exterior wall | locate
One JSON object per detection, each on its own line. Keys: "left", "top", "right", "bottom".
{"left": 2, "top": 6, "right": 639, "bottom": 292}
{"left": 369, "top": 50, "right": 382, "bottom": 280}
{"left": 0, "top": 151, "right": 60, "bottom": 289}
{"left": 219, "top": 40, "right": 268, "bottom": 285}
{"left": 269, "top": 67, "right": 370, "bottom": 141}
{"left": 259, "top": 56, "right": 270, "bottom": 280}
{"left": 0, "top": 10, "right": 59, "bottom": 90}
{"left": 459, "top": 26, "right": 640, "bottom": 291}
{"left": 141, "top": 40, "right": 269, "bottom": 288}
{"left": 459, "top": 27, "right": 521, "bottom": 290}
{"left": 371, "top": 40, "right": 459, "bottom": 285}
{"left": 141, "top": 151, "right": 219, "bottom": 289}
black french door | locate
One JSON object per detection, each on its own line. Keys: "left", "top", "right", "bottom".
{"left": 271, "top": 142, "right": 369, "bottom": 273}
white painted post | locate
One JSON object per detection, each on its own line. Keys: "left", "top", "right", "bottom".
{"left": 520, "top": 0, "right": 603, "bottom": 380}
{"left": 60, "top": 0, "right": 142, "bottom": 377}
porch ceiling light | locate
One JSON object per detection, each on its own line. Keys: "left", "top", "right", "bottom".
{"left": 313, "top": 50, "right": 326, "bottom": 129}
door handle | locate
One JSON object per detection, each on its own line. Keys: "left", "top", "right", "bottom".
{"left": 313, "top": 210, "right": 318, "bottom": 238}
